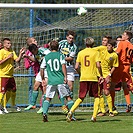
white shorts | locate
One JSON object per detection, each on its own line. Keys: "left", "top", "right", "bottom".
{"left": 67, "top": 72, "right": 75, "bottom": 81}
{"left": 35, "top": 70, "right": 48, "bottom": 82}
{"left": 46, "top": 84, "right": 70, "bottom": 99}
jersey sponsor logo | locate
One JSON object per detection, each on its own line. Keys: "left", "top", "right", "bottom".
{"left": 61, "top": 48, "right": 69, "bottom": 55}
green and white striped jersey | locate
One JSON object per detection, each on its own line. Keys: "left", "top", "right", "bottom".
{"left": 35, "top": 47, "right": 51, "bottom": 64}
{"left": 59, "top": 40, "right": 77, "bottom": 68}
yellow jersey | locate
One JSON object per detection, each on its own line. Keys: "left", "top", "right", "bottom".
{"left": 101, "top": 50, "right": 118, "bottom": 78}
{"left": 93, "top": 45, "right": 107, "bottom": 55}
{"left": 93, "top": 46, "right": 119, "bottom": 78}
{"left": 0, "top": 49, "right": 18, "bottom": 77}
{"left": 76, "top": 48, "right": 100, "bottom": 81}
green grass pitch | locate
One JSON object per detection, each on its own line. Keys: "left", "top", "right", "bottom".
{"left": 0, "top": 109, "right": 133, "bottom": 133}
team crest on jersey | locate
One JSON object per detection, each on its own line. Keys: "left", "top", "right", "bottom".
{"left": 109, "top": 57, "right": 113, "bottom": 60}
{"left": 61, "top": 48, "right": 69, "bottom": 55}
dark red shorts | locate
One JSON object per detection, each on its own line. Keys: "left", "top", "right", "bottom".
{"left": 0, "top": 77, "right": 16, "bottom": 93}
{"left": 112, "top": 64, "right": 130, "bottom": 83}
{"left": 79, "top": 81, "right": 100, "bottom": 98}
{"left": 115, "top": 76, "right": 133, "bottom": 91}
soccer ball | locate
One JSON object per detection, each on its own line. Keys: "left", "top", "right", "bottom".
{"left": 77, "top": 7, "right": 87, "bottom": 16}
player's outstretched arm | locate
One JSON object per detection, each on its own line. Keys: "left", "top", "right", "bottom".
{"left": 16, "top": 47, "right": 26, "bottom": 62}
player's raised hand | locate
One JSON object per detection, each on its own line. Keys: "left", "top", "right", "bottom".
{"left": 20, "top": 47, "right": 26, "bottom": 54}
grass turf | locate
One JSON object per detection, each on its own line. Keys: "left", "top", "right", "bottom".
{"left": 0, "top": 109, "right": 133, "bottom": 133}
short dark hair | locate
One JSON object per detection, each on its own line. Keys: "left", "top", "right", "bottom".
{"left": 103, "top": 35, "right": 112, "bottom": 40}
{"left": 107, "top": 39, "right": 116, "bottom": 47}
{"left": 124, "top": 30, "right": 133, "bottom": 41}
{"left": 49, "top": 40, "right": 59, "bottom": 51}
{"left": 66, "top": 30, "right": 76, "bottom": 37}
{"left": 28, "top": 43, "right": 37, "bottom": 52}
{"left": 2, "top": 38, "right": 11, "bottom": 43}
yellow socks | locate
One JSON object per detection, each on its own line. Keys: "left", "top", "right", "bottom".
{"left": 2, "top": 93, "right": 7, "bottom": 108}
{"left": 99, "top": 95, "right": 106, "bottom": 113}
{"left": 3, "top": 91, "right": 11, "bottom": 108}
{"left": 0, "top": 93, "right": 4, "bottom": 104}
{"left": 70, "top": 98, "right": 82, "bottom": 113}
{"left": 106, "top": 94, "right": 113, "bottom": 113}
{"left": 93, "top": 97, "right": 100, "bottom": 118}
